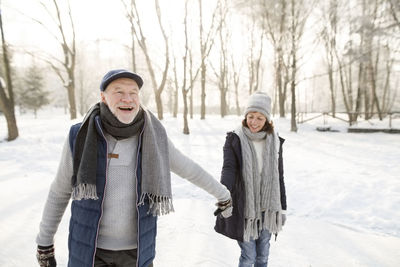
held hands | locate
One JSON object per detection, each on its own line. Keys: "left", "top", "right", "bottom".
{"left": 37, "top": 245, "right": 57, "bottom": 267}
{"left": 214, "top": 198, "right": 233, "bottom": 218}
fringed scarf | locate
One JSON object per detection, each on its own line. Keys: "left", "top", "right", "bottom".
{"left": 71, "top": 102, "right": 174, "bottom": 216}
{"left": 236, "top": 126, "right": 282, "bottom": 241}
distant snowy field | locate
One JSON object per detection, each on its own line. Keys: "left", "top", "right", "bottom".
{"left": 1, "top": 108, "right": 399, "bottom": 267}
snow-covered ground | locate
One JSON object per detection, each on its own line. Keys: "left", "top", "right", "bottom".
{"left": 0, "top": 108, "right": 399, "bottom": 267}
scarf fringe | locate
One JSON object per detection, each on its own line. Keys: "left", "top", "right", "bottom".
{"left": 243, "top": 210, "right": 283, "bottom": 242}
{"left": 138, "top": 193, "right": 175, "bottom": 216}
{"left": 72, "top": 183, "right": 99, "bottom": 200}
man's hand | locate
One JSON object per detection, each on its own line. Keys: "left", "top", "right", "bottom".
{"left": 37, "top": 245, "right": 56, "bottom": 267}
{"left": 214, "top": 198, "right": 233, "bottom": 218}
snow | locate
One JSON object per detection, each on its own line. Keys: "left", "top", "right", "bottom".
{"left": 1, "top": 108, "right": 400, "bottom": 267}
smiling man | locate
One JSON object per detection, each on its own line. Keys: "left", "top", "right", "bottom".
{"left": 36, "top": 69, "right": 232, "bottom": 267}
{"left": 100, "top": 76, "right": 141, "bottom": 124}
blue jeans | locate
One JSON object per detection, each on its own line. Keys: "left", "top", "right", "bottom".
{"left": 238, "top": 229, "right": 271, "bottom": 267}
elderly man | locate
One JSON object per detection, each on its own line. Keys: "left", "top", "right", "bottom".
{"left": 36, "top": 69, "right": 232, "bottom": 267}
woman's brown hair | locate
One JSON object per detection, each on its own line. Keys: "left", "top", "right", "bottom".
{"left": 242, "top": 116, "right": 274, "bottom": 134}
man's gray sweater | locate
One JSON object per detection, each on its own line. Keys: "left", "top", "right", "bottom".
{"left": 36, "top": 133, "right": 229, "bottom": 250}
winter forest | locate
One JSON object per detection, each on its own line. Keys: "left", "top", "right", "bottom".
{"left": 0, "top": 0, "right": 399, "bottom": 140}
{"left": 0, "top": 0, "right": 400, "bottom": 266}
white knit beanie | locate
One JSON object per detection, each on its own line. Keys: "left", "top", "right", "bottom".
{"left": 245, "top": 92, "right": 271, "bottom": 121}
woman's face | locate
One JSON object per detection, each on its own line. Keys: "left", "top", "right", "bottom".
{"left": 246, "top": 111, "right": 267, "bottom": 133}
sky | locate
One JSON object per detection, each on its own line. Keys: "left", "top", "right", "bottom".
{"left": 2, "top": 0, "right": 220, "bottom": 55}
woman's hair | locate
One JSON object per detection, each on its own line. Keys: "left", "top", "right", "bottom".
{"left": 242, "top": 116, "right": 274, "bottom": 134}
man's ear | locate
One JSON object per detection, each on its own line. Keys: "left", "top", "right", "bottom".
{"left": 100, "top": 92, "right": 106, "bottom": 103}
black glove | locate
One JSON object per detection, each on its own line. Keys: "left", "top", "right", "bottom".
{"left": 37, "top": 245, "right": 57, "bottom": 267}
{"left": 214, "top": 198, "right": 233, "bottom": 218}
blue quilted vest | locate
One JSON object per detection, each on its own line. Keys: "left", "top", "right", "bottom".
{"left": 67, "top": 116, "right": 157, "bottom": 267}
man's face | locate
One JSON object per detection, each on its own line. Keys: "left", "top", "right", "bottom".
{"left": 101, "top": 78, "right": 140, "bottom": 124}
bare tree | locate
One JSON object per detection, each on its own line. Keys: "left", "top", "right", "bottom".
{"left": 171, "top": 56, "right": 179, "bottom": 118}
{"left": 124, "top": 0, "right": 170, "bottom": 120}
{"left": 178, "top": 0, "right": 211, "bottom": 133}
{"left": 210, "top": 0, "right": 230, "bottom": 117}
{"left": 198, "top": 0, "right": 222, "bottom": 119}
{"left": 247, "top": 19, "right": 265, "bottom": 95}
{"left": 30, "top": 0, "right": 77, "bottom": 119}
{"left": 332, "top": 0, "right": 396, "bottom": 124}
{"left": 120, "top": 0, "right": 139, "bottom": 73}
{"left": 287, "top": 0, "right": 311, "bottom": 132}
{"left": 231, "top": 55, "right": 242, "bottom": 116}
{"left": 362, "top": 0, "right": 383, "bottom": 120}
{"left": 235, "top": 0, "right": 289, "bottom": 116}
{"left": 189, "top": 49, "right": 195, "bottom": 119}
{"left": 0, "top": 6, "right": 18, "bottom": 140}
{"left": 332, "top": 2, "right": 362, "bottom": 125}
{"left": 388, "top": 0, "right": 400, "bottom": 29}
{"left": 261, "top": 0, "right": 289, "bottom": 117}
{"left": 181, "top": 0, "right": 191, "bottom": 134}
{"left": 380, "top": 45, "right": 395, "bottom": 113}
{"left": 320, "top": 0, "right": 339, "bottom": 117}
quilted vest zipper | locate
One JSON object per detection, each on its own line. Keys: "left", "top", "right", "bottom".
{"left": 91, "top": 119, "right": 109, "bottom": 267}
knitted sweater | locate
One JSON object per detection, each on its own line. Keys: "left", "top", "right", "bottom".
{"left": 36, "top": 132, "right": 230, "bottom": 249}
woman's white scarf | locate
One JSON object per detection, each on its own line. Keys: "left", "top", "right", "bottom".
{"left": 236, "top": 126, "right": 283, "bottom": 241}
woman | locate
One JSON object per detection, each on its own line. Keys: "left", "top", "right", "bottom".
{"left": 215, "top": 92, "right": 287, "bottom": 267}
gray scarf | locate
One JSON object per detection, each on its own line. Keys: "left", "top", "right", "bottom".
{"left": 236, "top": 126, "right": 282, "bottom": 241}
{"left": 71, "top": 103, "right": 173, "bottom": 216}
{"left": 138, "top": 108, "right": 174, "bottom": 215}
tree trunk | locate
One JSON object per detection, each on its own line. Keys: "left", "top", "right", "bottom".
{"left": 354, "top": 60, "right": 365, "bottom": 123}
{"left": 131, "top": 30, "right": 137, "bottom": 73}
{"left": 289, "top": 0, "right": 298, "bottom": 132}
{"left": 200, "top": 62, "right": 206, "bottom": 119}
{"left": 190, "top": 85, "right": 194, "bottom": 119}
{"left": 173, "top": 87, "right": 178, "bottom": 118}
{"left": 172, "top": 57, "right": 179, "bottom": 118}
{"left": 0, "top": 101, "right": 19, "bottom": 141}
{"left": 199, "top": 0, "right": 206, "bottom": 120}
{"left": 189, "top": 52, "right": 194, "bottom": 119}
{"left": 235, "top": 86, "right": 240, "bottom": 116}
{"left": 67, "top": 79, "right": 77, "bottom": 120}
{"left": 337, "top": 58, "right": 353, "bottom": 125}
{"left": 182, "top": 89, "right": 189, "bottom": 134}
{"left": 328, "top": 67, "right": 336, "bottom": 117}
{"left": 155, "top": 90, "right": 163, "bottom": 120}
{"left": 381, "top": 58, "right": 393, "bottom": 113}
{"left": 55, "top": 0, "right": 77, "bottom": 119}
{"left": 220, "top": 89, "right": 227, "bottom": 117}
{"left": 128, "top": 0, "right": 169, "bottom": 120}
{"left": 368, "top": 34, "right": 383, "bottom": 120}
{"left": 290, "top": 81, "right": 297, "bottom": 132}
{"left": 290, "top": 60, "right": 297, "bottom": 132}
{"left": 277, "top": 53, "right": 286, "bottom": 117}
{"left": 182, "top": 0, "right": 190, "bottom": 134}
{"left": 0, "top": 10, "right": 18, "bottom": 140}
{"left": 369, "top": 62, "right": 383, "bottom": 120}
